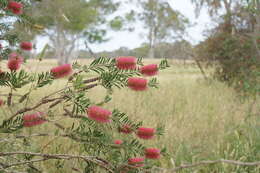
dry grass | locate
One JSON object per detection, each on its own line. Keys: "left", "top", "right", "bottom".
{"left": 0, "top": 58, "right": 259, "bottom": 172}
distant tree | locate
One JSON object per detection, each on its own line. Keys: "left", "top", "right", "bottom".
{"left": 12, "top": 0, "right": 122, "bottom": 65}
{"left": 170, "top": 40, "right": 193, "bottom": 61}
{"left": 194, "top": 0, "right": 260, "bottom": 97}
{"left": 131, "top": 0, "right": 189, "bottom": 58}
{"left": 132, "top": 43, "right": 150, "bottom": 58}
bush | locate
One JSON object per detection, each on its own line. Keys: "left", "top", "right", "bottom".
{"left": 196, "top": 29, "right": 260, "bottom": 98}
{"left": 0, "top": 1, "right": 170, "bottom": 172}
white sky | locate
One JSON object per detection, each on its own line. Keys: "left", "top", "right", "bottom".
{"left": 36, "top": 0, "right": 212, "bottom": 53}
{"left": 89, "top": 0, "right": 211, "bottom": 52}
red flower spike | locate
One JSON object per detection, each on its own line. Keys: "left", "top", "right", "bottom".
{"left": 136, "top": 127, "right": 155, "bottom": 140}
{"left": 87, "top": 106, "right": 112, "bottom": 123}
{"left": 20, "top": 42, "right": 33, "bottom": 51}
{"left": 119, "top": 124, "right": 133, "bottom": 134}
{"left": 0, "top": 99, "right": 5, "bottom": 107}
{"left": 7, "top": 1, "right": 23, "bottom": 15}
{"left": 140, "top": 64, "right": 158, "bottom": 76}
{"left": 116, "top": 56, "right": 137, "bottom": 70}
{"left": 145, "top": 148, "right": 160, "bottom": 159}
{"left": 127, "top": 77, "right": 147, "bottom": 91}
{"left": 7, "top": 53, "right": 23, "bottom": 71}
{"left": 50, "top": 64, "right": 73, "bottom": 79}
{"left": 128, "top": 157, "right": 145, "bottom": 167}
{"left": 114, "top": 139, "right": 123, "bottom": 145}
{"left": 23, "top": 112, "right": 46, "bottom": 127}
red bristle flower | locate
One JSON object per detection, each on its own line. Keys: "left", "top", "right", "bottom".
{"left": 136, "top": 127, "right": 155, "bottom": 140}
{"left": 20, "top": 42, "right": 33, "bottom": 51}
{"left": 87, "top": 106, "right": 112, "bottom": 123}
{"left": 50, "top": 64, "right": 73, "bottom": 79}
{"left": 7, "top": 1, "right": 23, "bottom": 15}
{"left": 128, "top": 157, "right": 145, "bottom": 167}
{"left": 116, "top": 56, "right": 137, "bottom": 70}
{"left": 127, "top": 77, "right": 147, "bottom": 91}
{"left": 119, "top": 124, "right": 133, "bottom": 134}
{"left": 7, "top": 53, "right": 23, "bottom": 71}
{"left": 145, "top": 148, "right": 160, "bottom": 159}
{"left": 23, "top": 112, "right": 46, "bottom": 127}
{"left": 0, "top": 99, "right": 5, "bottom": 107}
{"left": 140, "top": 64, "right": 158, "bottom": 76}
{"left": 114, "top": 139, "right": 123, "bottom": 145}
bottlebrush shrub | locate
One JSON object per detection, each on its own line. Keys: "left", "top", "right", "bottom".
{"left": 0, "top": 2, "right": 171, "bottom": 171}
{"left": 0, "top": 55, "right": 170, "bottom": 172}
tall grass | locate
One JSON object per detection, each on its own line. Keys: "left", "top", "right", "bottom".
{"left": 0, "top": 59, "right": 259, "bottom": 172}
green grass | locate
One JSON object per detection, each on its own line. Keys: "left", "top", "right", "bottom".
{"left": 0, "top": 59, "right": 259, "bottom": 172}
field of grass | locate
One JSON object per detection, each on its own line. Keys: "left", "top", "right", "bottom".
{"left": 1, "top": 59, "right": 259, "bottom": 172}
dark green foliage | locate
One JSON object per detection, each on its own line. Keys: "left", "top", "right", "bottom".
{"left": 196, "top": 31, "right": 260, "bottom": 97}
{"left": 0, "top": 117, "right": 23, "bottom": 133}
{"left": 36, "top": 72, "right": 53, "bottom": 88}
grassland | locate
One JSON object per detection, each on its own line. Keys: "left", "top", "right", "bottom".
{"left": 0, "top": 59, "right": 259, "bottom": 172}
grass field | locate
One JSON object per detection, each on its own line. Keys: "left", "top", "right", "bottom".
{"left": 1, "top": 59, "right": 259, "bottom": 172}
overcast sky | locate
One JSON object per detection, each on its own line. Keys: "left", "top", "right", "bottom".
{"left": 36, "top": 0, "right": 212, "bottom": 53}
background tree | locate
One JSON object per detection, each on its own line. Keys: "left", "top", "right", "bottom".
{"left": 193, "top": 0, "right": 260, "bottom": 97}
{"left": 131, "top": 0, "right": 189, "bottom": 58}
{"left": 12, "top": 0, "right": 122, "bottom": 65}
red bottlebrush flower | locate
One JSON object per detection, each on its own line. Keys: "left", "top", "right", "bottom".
{"left": 136, "top": 127, "right": 155, "bottom": 140}
{"left": 20, "top": 42, "right": 33, "bottom": 51}
{"left": 119, "top": 124, "right": 133, "bottom": 134}
{"left": 50, "top": 64, "right": 73, "bottom": 79}
{"left": 7, "top": 1, "right": 23, "bottom": 15}
{"left": 23, "top": 112, "right": 46, "bottom": 127}
{"left": 128, "top": 157, "right": 145, "bottom": 167}
{"left": 145, "top": 148, "right": 160, "bottom": 159}
{"left": 127, "top": 77, "right": 147, "bottom": 91}
{"left": 116, "top": 56, "right": 137, "bottom": 70}
{"left": 87, "top": 106, "right": 112, "bottom": 123}
{"left": 7, "top": 53, "right": 23, "bottom": 71}
{"left": 140, "top": 64, "right": 158, "bottom": 76}
{"left": 0, "top": 99, "right": 5, "bottom": 107}
{"left": 114, "top": 139, "right": 123, "bottom": 145}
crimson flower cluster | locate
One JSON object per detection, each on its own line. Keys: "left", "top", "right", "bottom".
{"left": 116, "top": 56, "right": 158, "bottom": 91}
{"left": 0, "top": 99, "right": 4, "bottom": 107}
{"left": 7, "top": 1, "right": 23, "bottom": 15}
{"left": 4, "top": 41, "right": 33, "bottom": 71}
{"left": 23, "top": 112, "right": 46, "bottom": 127}
{"left": 50, "top": 64, "right": 73, "bottom": 79}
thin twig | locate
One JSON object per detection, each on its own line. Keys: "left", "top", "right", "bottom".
{"left": 83, "top": 77, "right": 100, "bottom": 84}
{"left": 0, "top": 152, "right": 114, "bottom": 173}
{"left": 154, "top": 159, "right": 260, "bottom": 172}
{"left": 5, "top": 97, "right": 63, "bottom": 122}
